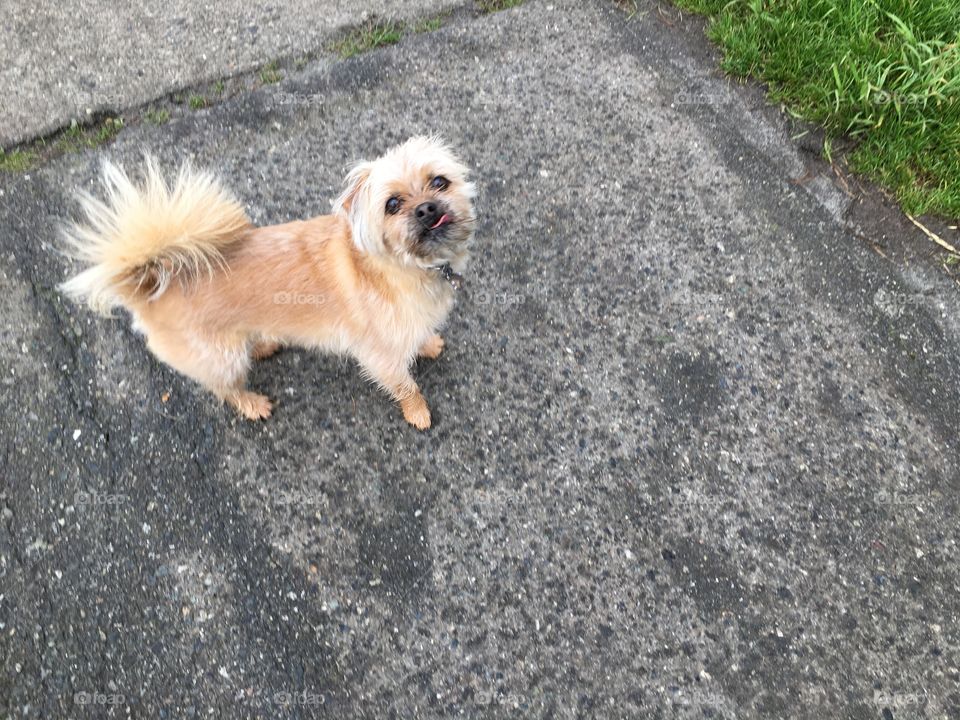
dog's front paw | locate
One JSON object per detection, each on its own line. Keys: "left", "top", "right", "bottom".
{"left": 229, "top": 391, "right": 274, "bottom": 420}
{"left": 401, "top": 394, "right": 432, "bottom": 430}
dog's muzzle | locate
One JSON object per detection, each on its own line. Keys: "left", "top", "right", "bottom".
{"left": 415, "top": 202, "right": 453, "bottom": 236}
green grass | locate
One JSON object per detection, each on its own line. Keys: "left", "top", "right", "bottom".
{"left": 259, "top": 60, "right": 283, "bottom": 84}
{"left": 188, "top": 94, "right": 207, "bottom": 110}
{"left": 332, "top": 14, "right": 451, "bottom": 58}
{"left": 477, "top": 0, "right": 523, "bottom": 12}
{"left": 0, "top": 117, "right": 125, "bottom": 174}
{"left": 55, "top": 117, "right": 124, "bottom": 154}
{"left": 414, "top": 14, "right": 447, "bottom": 33}
{"left": 333, "top": 21, "right": 406, "bottom": 59}
{"left": 145, "top": 108, "right": 170, "bottom": 125}
{"left": 0, "top": 149, "right": 37, "bottom": 173}
{"left": 93, "top": 118, "right": 124, "bottom": 144}
{"left": 614, "top": 1, "right": 642, "bottom": 19}
{"left": 672, "top": 0, "right": 960, "bottom": 219}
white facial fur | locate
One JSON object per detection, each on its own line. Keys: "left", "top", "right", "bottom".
{"left": 334, "top": 136, "right": 476, "bottom": 265}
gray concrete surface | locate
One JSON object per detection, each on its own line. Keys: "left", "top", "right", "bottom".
{"left": 2, "top": 0, "right": 461, "bottom": 148}
{"left": 2, "top": 1, "right": 960, "bottom": 718}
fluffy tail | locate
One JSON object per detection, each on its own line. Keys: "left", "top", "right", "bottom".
{"left": 59, "top": 156, "right": 251, "bottom": 314}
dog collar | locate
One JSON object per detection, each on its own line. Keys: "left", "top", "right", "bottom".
{"left": 434, "top": 263, "right": 464, "bottom": 291}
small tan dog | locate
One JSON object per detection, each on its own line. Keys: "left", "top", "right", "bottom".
{"left": 60, "top": 136, "right": 475, "bottom": 429}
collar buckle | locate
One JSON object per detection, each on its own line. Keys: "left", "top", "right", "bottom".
{"left": 435, "top": 263, "right": 464, "bottom": 291}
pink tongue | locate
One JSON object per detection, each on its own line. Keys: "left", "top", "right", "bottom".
{"left": 430, "top": 214, "right": 451, "bottom": 230}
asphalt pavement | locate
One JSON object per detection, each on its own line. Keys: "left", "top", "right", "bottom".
{"left": 1, "top": 1, "right": 959, "bottom": 718}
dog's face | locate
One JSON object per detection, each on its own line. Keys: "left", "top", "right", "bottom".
{"left": 334, "top": 137, "right": 475, "bottom": 268}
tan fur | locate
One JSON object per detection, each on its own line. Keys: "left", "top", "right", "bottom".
{"left": 59, "top": 137, "right": 476, "bottom": 428}
{"left": 417, "top": 334, "right": 445, "bottom": 359}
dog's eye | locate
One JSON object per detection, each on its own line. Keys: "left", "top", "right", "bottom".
{"left": 385, "top": 197, "right": 402, "bottom": 215}
{"left": 430, "top": 176, "right": 449, "bottom": 191}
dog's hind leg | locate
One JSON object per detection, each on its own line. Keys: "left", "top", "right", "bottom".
{"left": 144, "top": 327, "right": 273, "bottom": 420}
{"left": 251, "top": 339, "right": 282, "bottom": 361}
{"left": 417, "top": 334, "right": 444, "bottom": 360}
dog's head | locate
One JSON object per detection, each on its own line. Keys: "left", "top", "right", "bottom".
{"left": 333, "top": 136, "right": 475, "bottom": 268}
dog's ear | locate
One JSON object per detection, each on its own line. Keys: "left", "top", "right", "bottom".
{"left": 333, "top": 160, "right": 378, "bottom": 252}
{"left": 333, "top": 161, "right": 373, "bottom": 216}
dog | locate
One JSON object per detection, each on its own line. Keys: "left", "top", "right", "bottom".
{"left": 60, "top": 136, "right": 476, "bottom": 429}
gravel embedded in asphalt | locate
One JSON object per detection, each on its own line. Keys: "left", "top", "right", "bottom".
{"left": 1, "top": 1, "right": 959, "bottom": 718}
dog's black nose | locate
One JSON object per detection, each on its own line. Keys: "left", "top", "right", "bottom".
{"left": 415, "top": 201, "right": 440, "bottom": 227}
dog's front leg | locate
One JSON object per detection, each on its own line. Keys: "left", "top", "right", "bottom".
{"left": 393, "top": 379, "right": 431, "bottom": 430}
{"left": 355, "top": 350, "right": 431, "bottom": 430}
